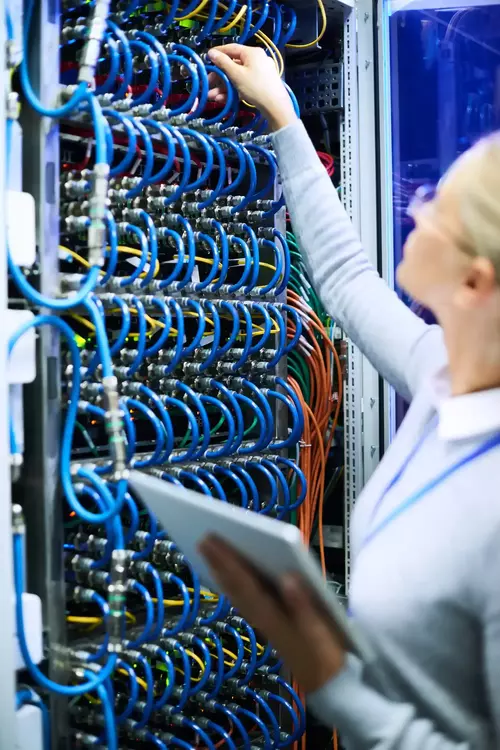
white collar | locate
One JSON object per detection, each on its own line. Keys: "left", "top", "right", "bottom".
{"left": 428, "top": 368, "right": 500, "bottom": 441}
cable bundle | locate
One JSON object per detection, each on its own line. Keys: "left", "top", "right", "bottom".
{"left": 285, "top": 230, "right": 343, "bottom": 750}
{"left": 3, "top": 0, "right": 331, "bottom": 747}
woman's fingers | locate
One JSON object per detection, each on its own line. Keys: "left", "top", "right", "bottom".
{"left": 207, "top": 87, "right": 224, "bottom": 101}
{"left": 199, "top": 537, "right": 346, "bottom": 693}
{"left": 282, "top": 574, "right": 346, "bottom": 647}
{"left": 209, "top": 43, "right": 247, "bottom": 62}
{"left": 199, "top": 536, "right": 295, "bottom": 644}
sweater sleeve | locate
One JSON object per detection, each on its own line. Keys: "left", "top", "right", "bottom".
{"left": 271, "top": 120, "right": 447, "bottom": 401}
{"left": 308, "top": 658, "right": 472, "bottom": 749}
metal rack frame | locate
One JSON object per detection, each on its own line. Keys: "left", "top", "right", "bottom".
{"left": 17, "top": 0, "right": 70, "bottom": 745}
{"left": 341, "top": 0, "right": 380, "bottom": 588}
{"left": 0, "top": 8, "right": 18, "bottom": 743}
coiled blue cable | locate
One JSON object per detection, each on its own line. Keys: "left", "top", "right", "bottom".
{"left": 167, "top": 53, "right": 201, "bottom": 115}
{"left": 14, "top": 533, "right": 117, "bottom": 694}
{"left": 248, "top": 302, "right": 273, "bottom": 355}
{"left": 276, "top": 457, "right": 307, "bottom": 509}
{"left": 161, "top": 574, "right": 191, "bottom": 636}
{"left": 118, "top": 224, "right": 150, "bottom": 286}
{"left": 164, "top": 641, "right": 191, "bottom": 709}
{"left": 181, "top": 298, "right": 206, "bottom": 356}
{"left": 156, "top": 228, "right": 186, "bottom": 288}
{"left": 96, "top": 36, "right": 120, "bottom": 96}
{"left": 137, "top": 384, "right": 175, "bottom": 462}
{"left": 234, "top": 395, "right": 268, "bottom": 454}
{"left": 126, "top": 399, "right": 164, "bottom": 467}
{"left": 123, "top": 118, "right": 155, "bottom": 198}
{"left": 129, "top": 40, "right": 160, "bottom": 106}
{"left": 115, "top": 660, "right": 140, "bottom": 724}
{"left": 213, "top": 704, "right": 251, "bottom": 750}
{"left": 21, "top": 0, "right": 89, "bottom": 116}
{"left": 125, "top": 295, "right": 146, "bottom": 377}
{"left": 150, "top": 648, "right": 175, "bottom": 709}
{"left": 123, "top": 493, "right": 140, "bottom": 546}
{"left": 262, "top": 458, "right": 291, "bottom": 518}
{"left": 200, "top": 396, "right": 235, "bottom": 459}
{"left": 133, "top": 31, "right": 172, "bottom": 109}
{"left": 143, "top": 120, "right": 176, "bottom": 184}
{"left": 144, "top": 297, "right": 173, "bottom": 357}
{"left": 126, "top": 581, "right": 155, "bottom": 647}
{"left": 214, "top": 299, "right": 240, "bottom": 356}
{"left": 212, "top": 465, "right": 249, "bottom": 509}
{"left": 227, "top": 464, "right": 259, "bottom": 511}
{"left": 266, "top": 692, "right": 301, "bottom": 745}
{"left": 163, "top": 396, "right": 199, "bottom": 463}
{"left": 218, "top": 139, "right": 247, "bottom": 197}
{"left": 169, "top": 44, "right": 208, "bottom": 115}
{"left": 106, "top": 20, "right": 134, "bottom": 100}
{"left": 92, "top": 677, "right": 118, "bottom": 750}
{"left": 127, "top": 653, "right": 154, "bottom": 728}
{"left": 179, "top": 469, "right": 212, "bottom": 496}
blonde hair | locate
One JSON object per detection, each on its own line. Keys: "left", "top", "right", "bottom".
{"left": 444, "top": 132, "right": 500, "bottom": 279}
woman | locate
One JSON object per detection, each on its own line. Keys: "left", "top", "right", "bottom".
{"left": 200, "top": 45, "right": 500, "bottom": 749}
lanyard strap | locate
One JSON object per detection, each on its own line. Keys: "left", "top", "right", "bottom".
{"left": 368, "top": 414, "right": 439, "bottom": 527}
{"left": 361, "top": 429, "right": 500, "bottom": 551}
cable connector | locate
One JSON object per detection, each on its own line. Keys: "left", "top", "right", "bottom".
{"left": 87, "top": 163, "right": 109, "bottom": 267}
{"left": 107, "top": 549, "right": 128, "bottom": 653}
{"left": 78, "top": 0, "right": 111, "bottom": 85}
{"left": 102, "top": 375, "right": 127, "bottom": 479}
{"left": 11, "top": 504, "right": 25, "bottom": 535}
{"left": 10, "top": 453, "right": 23, "bottom": 484}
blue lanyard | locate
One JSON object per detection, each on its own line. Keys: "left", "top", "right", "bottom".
{"left": 360, "top": 418, "right": 500, "bottom": 551}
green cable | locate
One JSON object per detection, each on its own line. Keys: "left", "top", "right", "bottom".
{"left": 243, "top": 415, "right": 258, "bottom": 436}
{"left": 74, "top": 421, "right": 99, "bottom": 457}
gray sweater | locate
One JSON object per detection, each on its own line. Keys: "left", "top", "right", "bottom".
{"left": 271, "top": 119, "right": 500, "bottom": 749}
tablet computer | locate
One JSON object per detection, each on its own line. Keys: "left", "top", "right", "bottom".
{"left": 129, "top": 469, "right": 375, "bottom": 665}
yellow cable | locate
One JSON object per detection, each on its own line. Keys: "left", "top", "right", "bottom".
{"left": 185, "top": 648, "right": 207, "bottom": 675}
{"left": 238, "top": 260, "right": 277, "bottom": 272}
{"left": 69, "top": 314, "right": 97, "bottom": 333}
{"left": 207, "top": 641, "right": 239, "bottom": 664}
{"left": 59, "top": 245, "right": 160, "bottom": 279}
{"left": 173, "top": 255, "right": 222, "bottom": 271}
{"left": 192, "top": 2, "right": 247, "bottom": 31}
{"left": 85, "top": 694, "right": 101, "bottom": 704}
{"left": 286, "top": 0, "right": 327, "bottom": 48}
{"left": 60, "top": 246, "right": 92, "bottom": 269}
{"left": 118, "top": 668, "right": 149, "bottom": 693}
{"left": 67, "top": 611, "right": 136, "bottom": 625}
{"left": 256, "top": 30, "right": 284, "bottom": 76}
{"left": 219, "top": 3, "right": 247, "bottom": 31}
{"left": 187, "top": 586, "right": 218, "bottom": 599}
{"left": 239, "top": 634, "right": 266, "bottom": 655}
{"left": 175, "top": 0, "right": 211, "bottom": 21}
{"left": 116, "top": 245, "right": 161, "bottom": 279}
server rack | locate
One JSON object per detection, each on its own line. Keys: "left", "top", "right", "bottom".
{"left": 3, "top": 0, "right": 380, "bottom": 745}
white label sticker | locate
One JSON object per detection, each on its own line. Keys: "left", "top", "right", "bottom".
{"left": 7, "top": 191, "right": 36, "bottom": 267}
{"left": 7, "top": 309, "right": 36, "bottom": 384}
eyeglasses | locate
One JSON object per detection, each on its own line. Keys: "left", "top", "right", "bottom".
{"left": 406, "top": 183, "right": 480, "bottom": 261}
{"left": 406, "top": 184, "right": 437, "bottom": 219}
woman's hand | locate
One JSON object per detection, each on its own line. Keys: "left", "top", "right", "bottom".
{"left": 207, "top": 44, "right": 297, "bottom": 132}
{"left": 199, "top": 535, "right": 346, "bottom": 694}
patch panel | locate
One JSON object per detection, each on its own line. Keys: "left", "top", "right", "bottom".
{"left": 4, "top": 0, "right": 337, "bottom": 747}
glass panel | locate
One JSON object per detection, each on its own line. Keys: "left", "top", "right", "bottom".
{"left": 383, "top": 0, "right": 500, "bottom": 423}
